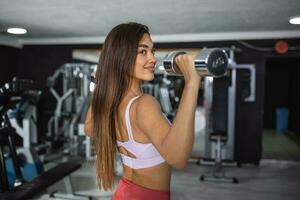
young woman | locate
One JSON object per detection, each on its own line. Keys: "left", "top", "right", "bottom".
{"left": 84, "top": 22, "right": 201, "bottom": 200}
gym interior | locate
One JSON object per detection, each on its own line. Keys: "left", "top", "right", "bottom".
{"left": 0, "top": 1, "right": 300, "bottom": 200}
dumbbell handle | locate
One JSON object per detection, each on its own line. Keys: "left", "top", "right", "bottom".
{"left": 163, "top": 48, "right": 228, "bottom": 77}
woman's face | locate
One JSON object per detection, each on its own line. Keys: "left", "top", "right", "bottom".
{"left": 133, "top": 34, "right": 157, "bottom": 81}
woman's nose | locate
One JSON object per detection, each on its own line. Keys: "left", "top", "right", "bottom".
{"left": 149, "top": 54, "right": 157, "bottom": 65}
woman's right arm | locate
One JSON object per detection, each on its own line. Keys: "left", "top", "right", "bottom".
{"left": 136, "top": 53, "right": 201, "bottom": 169}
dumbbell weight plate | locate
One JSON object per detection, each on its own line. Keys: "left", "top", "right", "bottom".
{"left": 195, "top": 48, "right": 228, "bottom": 77}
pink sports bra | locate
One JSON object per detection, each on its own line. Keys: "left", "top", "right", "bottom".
{"left": 116, "top": 95, "right": 165, "bottom": 169}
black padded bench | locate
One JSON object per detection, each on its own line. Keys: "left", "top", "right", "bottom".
{"left": 0, "top": 161, "right": 90, "bottom": 200}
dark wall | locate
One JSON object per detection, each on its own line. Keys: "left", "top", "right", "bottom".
{"left": 264, "top": 57, "right": 300, "bottom": 133}
{"left": 234, "top": 54, "right": 265, "bottom": 165}
{"left": 17, "top": 45, "right": 73, "bottom": 88}
{"left": 289, "top": 62, "right": 300, "bottom": 133}
{"left": 0, "top": 46, "right": 20, "bottom": 85}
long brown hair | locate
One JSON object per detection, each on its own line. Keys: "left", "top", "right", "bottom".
{"left": 92, "top": 22, "right": 150, "bottom": 190}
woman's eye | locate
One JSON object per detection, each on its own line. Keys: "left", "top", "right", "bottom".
{"left": 139, "top": 50, "right": 147, "bottom": 55}
{"left": 138, "top": 49, "right": 155, "bottom": 55}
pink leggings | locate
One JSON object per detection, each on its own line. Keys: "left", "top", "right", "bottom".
{"left": 112, "top": 177, "right": 170, "bottom": 200}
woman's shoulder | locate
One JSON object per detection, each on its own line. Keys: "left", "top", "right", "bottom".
{"left": 135, "top": 94, "right": 166, "bottom": 131}
{"left": 134, "top": 94, "right": 161, "bottom": 116}
{"left": 136, "top": 94, "right": 160, "bottom": 108}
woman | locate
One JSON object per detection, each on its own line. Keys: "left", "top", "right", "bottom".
{"left": 84, "top": 22, "right": 201, "bottom": 200}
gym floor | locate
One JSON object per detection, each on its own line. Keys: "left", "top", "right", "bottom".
{"left": 33, "top": 156, "right": 300, "bottom": 200}
{"left": 263, "top": 129, "right": 300, "bottom": 161}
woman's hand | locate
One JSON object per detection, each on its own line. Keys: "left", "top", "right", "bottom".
{"left": 174, "top": 52, "right": 201, "bottom": 84}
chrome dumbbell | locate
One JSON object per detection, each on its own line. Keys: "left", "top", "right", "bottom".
{"left": 163, "top": 48, "right": 228, "bottom": 77}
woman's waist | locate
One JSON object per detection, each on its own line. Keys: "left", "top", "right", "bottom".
{"left": 122, "top": 163, "right": 171, "bottom": 191}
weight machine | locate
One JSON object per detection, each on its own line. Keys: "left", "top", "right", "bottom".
{"left": 0, "top": 78, "right": 90, "bottom": 200}
{"left": 199, "top": 48, "right": 256, "bottom": 183}
{"left": 46, "top": 63, "right": 96, "bottom": 160}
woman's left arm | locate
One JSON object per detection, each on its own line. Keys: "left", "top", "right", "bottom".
{"left": 84, "top": 106, "right": 93, "bottom": 137}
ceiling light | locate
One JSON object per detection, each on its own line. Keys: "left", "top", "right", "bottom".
{"left": 7, "top": 27, "right": 27, "bottom": 34}
{"left": 289, "top": 16, "right": 300, "bottom": 24}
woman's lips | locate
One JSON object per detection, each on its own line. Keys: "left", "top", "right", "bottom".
{"left": 144, "top": 66, "right": 155, "bottom": 72}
